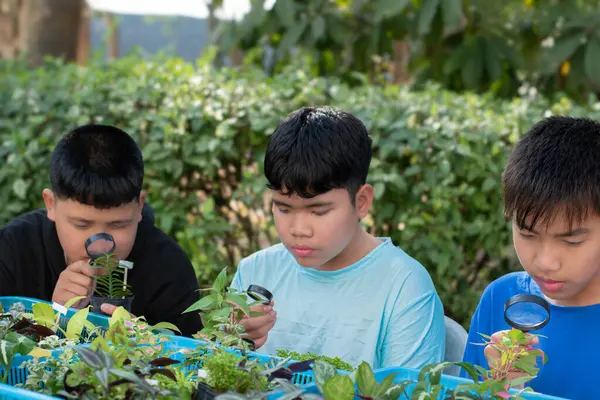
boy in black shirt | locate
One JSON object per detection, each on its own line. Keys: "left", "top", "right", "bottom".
{"left": 0, "top": 125, "right": 203, "bottom": 334}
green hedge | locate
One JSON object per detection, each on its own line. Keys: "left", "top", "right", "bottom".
{"left": 1, "top": 56, "right": 598, "bottom": 326}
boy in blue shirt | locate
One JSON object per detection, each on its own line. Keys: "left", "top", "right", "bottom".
{"left": 233, "top": 106, "right": 445, "bottom": 369}
{"left": 462, "top": 116, "right": 600, "bottom": 399}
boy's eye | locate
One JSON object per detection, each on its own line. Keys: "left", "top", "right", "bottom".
{"left": 564, "top": 240, "right": 584, "bottom": 247}
{"left": 519, "top": 232, "right": 535, "bottom": 239}
{"left": 110, "top": 222, "right": 131, "bottom": 229}
{"left": 277, "top": 207, "right": 290, "bottom": 214}
{"left": 73, "top": 224, "right": 90, "bottom": 229}
{"left": 312, "top": 210, "right": 331, "bottom": 216}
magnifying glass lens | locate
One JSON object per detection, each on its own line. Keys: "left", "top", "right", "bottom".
{"left": 504, "top": 294, "right": 550, "bottom": 332}
{"left": 247, "top": 285, "right": 273, "bottom": 305}
{"left": 86, "top": 233, "right": 116, "bottom": 259}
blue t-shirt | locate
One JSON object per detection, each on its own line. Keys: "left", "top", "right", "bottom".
{"left": 231, "top": 237, "right": 445, "bottom": 370}
{"left": 462, "top": 271, "right": 600, "bottom": 400}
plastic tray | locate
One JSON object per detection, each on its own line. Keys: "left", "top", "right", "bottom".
{"left": 288, "top": 366, "right": 569, "bottom": 400}
{"left": 159, "top": 335, "right": 316, "bottom": 385}
{"left": 0, "top": 296, "right": 110, "bottom": 336}
{"left": 1, "top": 334, "right": 315, "bottom": 398}
{"left": 0, "top": 383, "right": 57, "bottom": 400}
{"left": 0, "top": 296, "right": 110, "bottom": 388}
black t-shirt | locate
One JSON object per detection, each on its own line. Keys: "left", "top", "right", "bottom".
{"left": 0, "top": 205, "right": 203, "bottom": 337}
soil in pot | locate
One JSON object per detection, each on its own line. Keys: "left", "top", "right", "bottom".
{"left": 90, "top": 296, "right": 134, "bottom": 315}
{"left": 194, "top": 382, "right": 219, "bottom": 400}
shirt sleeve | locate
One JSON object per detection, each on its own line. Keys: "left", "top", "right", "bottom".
{"left": 461, "top": 286, "right": 493, "bottom": 378}
{"left": 231, "top": 259, "right": 246, "bottom": 291}
{"left": 379, "top": 272, "right": 446, "bottom": 369}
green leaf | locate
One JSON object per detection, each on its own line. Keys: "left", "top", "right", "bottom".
{"left": 418, "top": 0, "right": 441, "bottom": 35}
{"left": 509, "top": 375, "right": 535, "bottom": 388}
{"left": 32, "top": 303, "right": 56, "bottom": 328}
{"left": 442, "top": 0, "right": 462, "bottom": 34}
{"left": 108, "top": 306, "right": 131, "bottom": 327}
{"left": 274, "top": 0, "right": 295, "bottom": 27}
{"left": 483, "top": 38, "right": 502, "bottom": 82}
{"left": 183, "top": 295, "right": 215, "bottom": 313}
{"left": 66, "top": 307, "right": 89, "bottom": 339}
{"left": 12, "top": 179, "right": 29, "bottom": 200}
{"left": 151, "top": 321, "right": 181, "bottom": 334}
{"left": 64, "top": 296, "right": 87, "bottom": 309}
{"left": 443, "top": 44, "right": 470, "bottom": 75}
{"left": 376, "top": 0, "right": 411, "bottom": 21}
{"left": 355, "top": 361, "right": 377, "bottom": 396}
{"left": 542, "top": 33, "right": 583, "bottom": 74}
{"left": 312, "top": 16, "right": 326, "bottom": 42}
{"left": 374, "top": 182, "right": 385, "bottom": 199}
{"left": 0, "top": 332, "right": 36, "bottom": 380}
{"left": 322, "top": 374, "right": 355, "bottom": 400}
{"left": 461, "top": 38, "right": 484, "bottom": 89}
{"left": 278, "top": 19, "right": 308, "bottom": 55}
{"left": 453, "top": 362, "right": 480, "bottom": 382}
{"left": 313, "top": 360, "right": 337, "bottom": 393}
{"left": 584, "top": 36, "right": 600, "bottom": 86}
{"left": 373, "top": 372, "right": 398, "bottom": 397}
{"left": 382, "top": 380, "right": 414, "bottom": 400}
{"left": 225, "top": 293, "right": 250, "bottom": 316}
{"left": 207, "top": 307, "right": 231, "bottom": 321}
{"left": 213, "top": 267, "right": 229, "bottom": 293}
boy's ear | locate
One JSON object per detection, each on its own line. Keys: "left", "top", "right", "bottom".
{"left": 137, "top": 191, "right": 147, "bottom": 222}
{"left": 42, "top": 188, "right": 56, "bottom": 221}
{"left": 355, "top": 184, "right": 374, "bottom": 219}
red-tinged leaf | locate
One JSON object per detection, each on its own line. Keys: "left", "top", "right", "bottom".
{"left": 149, "top": 368, "right": 177, "bottom": 381}
{"left": 150, "top": 357, "right": 180, "bottom": 367}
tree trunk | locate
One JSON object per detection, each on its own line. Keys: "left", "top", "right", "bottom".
{"left": 0, "top": 0, "right": 83, "bottom": 66}
{"left": 0, "top": 0, "right": 26, "bottom": 59}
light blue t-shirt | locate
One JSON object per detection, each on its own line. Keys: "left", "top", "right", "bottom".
{"left": 231, "top": 237, "right": 445, "bottom": 369}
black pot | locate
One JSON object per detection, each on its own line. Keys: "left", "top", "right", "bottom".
{"left": 194, "top": 382, "right": 218, "bottom": 400}
{"left": 89, "top": 296, "right": 134, "bottom": 315}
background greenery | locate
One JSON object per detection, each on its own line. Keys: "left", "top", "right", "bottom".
{"left": 2, "top": 55, "right": 599, "bottom": 327}
{"left": 216, "top": 0, "right": 600, "bottom": 102}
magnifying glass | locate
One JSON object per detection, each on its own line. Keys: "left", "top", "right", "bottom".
{"left": 504, "top": 294, "right": 550, "bottom": 332}
{"left": 247, "top": 285, "right": 273, "bottom": 305}
{"left": 85, "top": 232, "right": 116, "bottom": 260}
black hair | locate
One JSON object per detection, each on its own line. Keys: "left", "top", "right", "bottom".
{"left": 264, "top": 106, "right": 372, "bottom": 202}
{"left": 503, "top": 115, "right": 600, "bottom": 230}
{"left": 50, "top": 124, "right": 144, "bottom": 209}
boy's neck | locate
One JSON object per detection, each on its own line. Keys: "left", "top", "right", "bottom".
{"left": 317, "top": 228, "right": 382, "bottom": 272}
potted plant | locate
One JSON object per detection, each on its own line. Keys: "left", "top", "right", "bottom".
{"left": 89, "top": 252, "right": 134, "bottom": 315}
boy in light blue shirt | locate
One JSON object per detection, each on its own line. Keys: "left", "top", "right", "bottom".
{"left": 232, "top": 106, "right": 445, "bottom": 369}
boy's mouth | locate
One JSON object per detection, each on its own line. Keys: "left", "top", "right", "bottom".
{"left": 290, "top": 245, "right": 315, "bottom": 257}
{"left": 535, "top": 277, "right": 565, "bottom": 293}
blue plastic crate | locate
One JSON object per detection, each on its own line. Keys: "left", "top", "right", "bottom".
{"left": 0, "top": 296, "right": 110, "bottom": 336}
{"left": 159, "top": 335, "right": 316, "bottom": 385}
{"left": 0, "top": 383, "right": 58, "bottom": 400}
{"left": 286, "top": 366, "right": 569, "bottom": 400}
{"left": 1, "top": 334, "right": 316, "bottom": 398}
{"left": 0, "top": 296, "right": 110, "bottom": 388}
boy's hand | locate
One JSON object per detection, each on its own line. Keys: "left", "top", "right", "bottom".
{"left": 52, "top": 259, "right": 99, "bottom": 308}
{"left": 484, "top": 330, "right": 540, "bottom": 386}
{"left": 240, "top": 301, "right": 277, "bottom": 349}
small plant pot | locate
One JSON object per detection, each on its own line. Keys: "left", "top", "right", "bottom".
{"left": 90, "top": 295, "right": 134, "bottom": 315}
{"left": 194, "top": 382, "right": 218, "bottom": 400}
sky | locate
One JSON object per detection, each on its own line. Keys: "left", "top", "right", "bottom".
{"left": 87, "top": 0, "right": 276, "bottom": 20}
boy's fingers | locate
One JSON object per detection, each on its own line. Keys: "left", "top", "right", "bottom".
{"left": 240, "top": 312, "right": 277, "bottom": 335}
